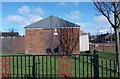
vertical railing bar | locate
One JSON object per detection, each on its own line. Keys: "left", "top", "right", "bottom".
{"left": 101, "top": 60, "right": 103, "bottom": 79}
{"left": 8, "top": 56, "right": 10, "bottom": 78}
{"left": 29, "top": 56, "right": 30, "bottom": 77}
{"left": 38, "top": 56, "right": 40, "bottom": 79}
{"left": 75, "top": 55, "right": 76, "bottom": 78}
{"left": 13, "top": 56, "right": 14, "bottom": 77}
{"left": 37, "top": 56, "right": 40, "bottom": 78}
{"left": 70, "top": 55, "right": 72, "bottom": 78}
{"left": 8, "top": 57, "right": 10, "bottom": 79}
{"left": 58, "top": 55, "right": 60, "bottom": 78}
{"left": 110, "top": 60, "right": 112, "bottom": 78}
{"left": 87, "top": 56, "right": 88, "bottom": 78}
{"left": 21, "top": 56, "right": 22, "bottom": 78}
{"left": 37, "top": 57, "right": 38, "bottom": 76}
{"left": 5, "top": 56, "right": 7, "bottom": 75}
{"left": 8, "top": 56, "right": 12, "bottom": 78}
{"left": 25, "top": 56, "right": 26, "bottom": 78}
{"left": 79, "top": 55, "right": 80, "bottom": 78}
{"left": 42, "top": 56, "right": 44, "bottom": 79}
{"left": 40, "top": 56, "right": 42, "bottom": 78}
{"left": 83, "top": 56, "right": 84, "bottom": 78}
{"left": 36, "top": 60, "right": 37, "bottom": 77}
{"left": 9, "top": 67, "right": 11, "bottom": 79}
{"left": 37, "top": 57, "right": 38, "bottom": 77}
{"left": 46, "top": 56, "right": 47, "bottom": 78}
{"left": 2, "top": 56, "right": 4, "bottom": 77}
{"left": 2, "top": 57, "right": 3, "bottom": 77}
{"left": 50, "top": 55, "right": 52, "bottom": 78}
{"left": 106, "top": 60, "right": 107, "bottom": 78}
{"left": 32, "top": 55, "right": 35, "bottom": 79}
{"left": 17, "top": 56, "right": 18, "bottom": 78}
{"left": 90, "top": 56, "right": 92, "bottom": 78}
{"left": 54, "top": 55, "right": 56, "bottom": 78}
{"left": 4, "top": 57, "right": 5, "bottom": 77}
{"left": 113, "top": 60, "right": 115, "bottom": 78}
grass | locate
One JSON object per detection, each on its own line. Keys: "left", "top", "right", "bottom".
{"left": 98, "top": 51, "right": 116, "bottom": 60}
{"left": 97, "top": 51, "right": 118, "bottom": 77}
{"left": 1, "top": 51, "right": 119, "bottom": 78}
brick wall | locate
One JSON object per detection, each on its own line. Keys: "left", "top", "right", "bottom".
{"left": 25, "top": 28, "right": 44, "bottom": 54}
{"left": 13, "top": 37, "right": 25, "bottom": 53}
{"left": 2, "top": 37, "right": 24, "bottom": 54}
{"left": 90, "top": 43, "right": 115, "bottom": 53}
{"left": 25, "top": 28, "right": 80, "bottom": 54}
{"left": 43, "top": 28, "right": 80, "bottom": 54}
{"left": 43, "top": 29, "right": 60, "bottom": 53}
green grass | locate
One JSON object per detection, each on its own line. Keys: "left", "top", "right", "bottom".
{"left": 97, "top": 51, "right": 118, "bottom": 77}
{"left": 98, "top": 51, "right": 116, "bottom": 60}
{"left": 1, "top": 51, "right": 119, "bottom": 78}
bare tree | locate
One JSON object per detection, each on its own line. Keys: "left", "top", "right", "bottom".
{"left": 94, "top": 0, "right": 120, "bottom": 71}
{"left": 58, "top": 27, "right": 79, "bottom": 54}
{"left": 55, "top": 18, "right": 80, "bottom": 55}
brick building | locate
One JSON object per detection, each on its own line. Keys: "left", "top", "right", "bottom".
{"left": 1, "top": 32, "right": 24, "bottom": 53}
{"left": 25, "top": 16, "right": 85, "bottom": 55}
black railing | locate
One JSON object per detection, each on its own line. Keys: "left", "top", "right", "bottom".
{"left": 0, "top": 51, "right": 120, "bottom": 78}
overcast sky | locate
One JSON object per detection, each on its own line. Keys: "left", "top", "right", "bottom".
{"left": 1, "top": 2, "right": 113, "bottom": 35}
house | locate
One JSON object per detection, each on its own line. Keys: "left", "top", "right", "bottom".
{"left": 0, "top": 32, "right": 19, "bottom": 38}
{"left": 94, "top": 33, "right": 112, "bottom": 43}
{"left": 25, "top": 15, "right": 89, "bottom": 55}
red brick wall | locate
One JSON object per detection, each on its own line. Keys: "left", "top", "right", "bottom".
{"left": 43, "top": 28, "right": 80, "bottom": 54}
{"left": 25, "top": 28, "right": 80, "bottom": 54}
{"left": 25, "top": 28, "right": 44, "bottom": 54}
{"left": 13, "top": 37, "right": 24, "bottom": 53}
{"left": 43, "top": 29, "right": 60, "bottom": 52}
{"left": 90, "top": 43, "right": 116, "bottom": 53}
{"left": 2, "top": 37, "right": 24, "bottom": 54}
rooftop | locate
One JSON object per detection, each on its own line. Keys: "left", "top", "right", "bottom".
{"left": 25, "top": 15, "right": 80, "bottom": 29}
{"left": 0, "top": 32, "right": 19, "bottom": 37}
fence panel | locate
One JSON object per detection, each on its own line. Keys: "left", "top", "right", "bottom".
{"left": 98, "top": 59, "right": 120, "bottom": 78}
{"left": 1, "top": 53, "right": 120, "bottom": 78}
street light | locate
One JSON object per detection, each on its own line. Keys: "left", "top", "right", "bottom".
{"left": 54, "top": 28, "right": 58, "bottom": 36}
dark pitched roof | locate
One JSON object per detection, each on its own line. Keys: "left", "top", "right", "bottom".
{"left": 97, "top": 33, "right": 112, "bottom": 39}
{"left": 94, "top": 33, "right": 112, "bottom": 43}
{"left": 25, "top": 15, "right": 80, "bottom": 28}
{"left": 1, "top": 32, "right": 19, "bottom": 37}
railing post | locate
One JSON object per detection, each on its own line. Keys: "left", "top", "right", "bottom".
{"left": 32, "top": 55, "right": 35, "bottom": 79}
{"left": 93, "top": 49, "right": 99, "bottom": 78}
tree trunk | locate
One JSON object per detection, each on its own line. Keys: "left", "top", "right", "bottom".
{"left": 114, "top": 28, "right": 120, "bottom": 72}
{"left": 0, "top": 57, "right": 2, "bottom": 79}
